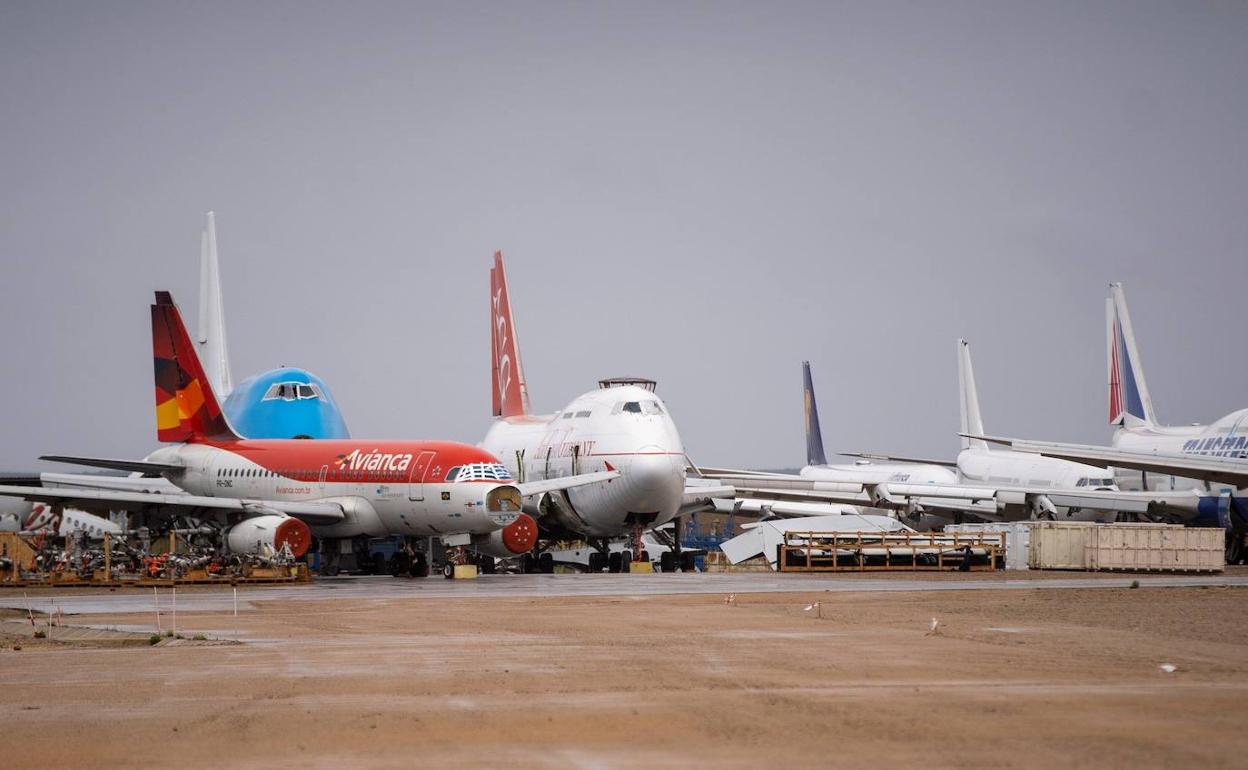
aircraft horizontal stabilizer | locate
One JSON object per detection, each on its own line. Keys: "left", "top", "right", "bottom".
{"left": 39, "top": 455, "right": 183, "bottom": 474}
{"left": 838, "top": 452, "right": 957, "bottom": 468}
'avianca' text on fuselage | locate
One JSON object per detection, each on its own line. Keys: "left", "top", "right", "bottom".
{"left": 335, "top": 448, "right": 415, "bottom": 472}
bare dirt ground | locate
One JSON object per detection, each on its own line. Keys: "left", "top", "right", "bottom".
{"left": 2, "top": 584, "right": 1247, "bottom": 769}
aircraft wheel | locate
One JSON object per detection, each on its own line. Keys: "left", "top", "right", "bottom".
{"left": 390, "top": 551, "right": 411, "bottom": 577}
{"left": 410, "top": 553, "right": 429, "bottom": 578}
{"left": 371, "top": 552, "right": 387, "bottom": 575}
{"left": 539, "top": 552, "right": 555, "bottom": 574}
{"left": 679, "top": 552, "right": 698, "bottom": 572}
{"left": 659, "top": 551, "right": 676, "bottom": 573}
{"left": 619, "top": 550, "right": 632, "bottom": 574}
{"left": 607, "top": 552, "right": 622, "bottom": 573}
{"left": 442, "top": 562, "right": 455, "bottom": 579}
{"left": 522, "top": 553, "right": 537, "bottom": 574}
{"left": 1226, "top": 531, "right": 1245, "bottom": 565}
{"left": 479, "top": 556, "right": 496, "bottom": 574}
{"left": 588, "top": 552, "right": 605, "bottom": 573}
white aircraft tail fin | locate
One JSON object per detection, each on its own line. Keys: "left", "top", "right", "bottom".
{"left": 1107, "top": 283, "right": 1156, "bottom": 429}
{"left": 196, "top": 212, "right": 233, "bottom": 398}
{"left": 957, "top": 339, "right": 987, "bottom": 450}
{"left": 490, "top": 251, "right": 532, "bottom": 417}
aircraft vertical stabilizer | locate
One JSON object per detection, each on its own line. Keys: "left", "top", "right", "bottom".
{"left": 1107, "top": 282, "right": 1157, "bottom": 428}
{"left": 153, "top": 291, "right": 238, "bottom": 443}
{"left": 801, "top": 361, "right": 827, "bottom": 466}
{"left": 197, "top": 212, "right": 233, "bottom": 399}
{"left": 490, "top": 251, "right": 531, "bottom": 417}
{"left": 958, "top": 339, "right": 987, "bottom": 450}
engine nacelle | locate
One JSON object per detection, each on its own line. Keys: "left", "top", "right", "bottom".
{"left": 226, "top": 514, "right": 312, "bottom": 557}
{"left": 471, "top": 513, "right": 539, "bottom": 559}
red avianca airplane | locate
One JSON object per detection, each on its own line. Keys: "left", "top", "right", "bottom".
{"left": 0, "top": 291, "right": 617, "bottom": 574}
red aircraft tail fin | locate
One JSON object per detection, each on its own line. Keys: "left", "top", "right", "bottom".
{"left": 490, "top": 251, "right": 531, "bottom": 417}
{"left": 152, "top": 291, "right": 238, "bottom": 442}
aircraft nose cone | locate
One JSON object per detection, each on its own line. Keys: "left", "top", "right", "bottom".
{"left": 627, "top": 447, "right": 682, "bottom": 493}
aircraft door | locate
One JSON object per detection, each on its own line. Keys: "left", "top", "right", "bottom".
{"left": 318, "top": 465, "right": 328, "bottom": 495}
{"left": 407, "top": 451, "right": 437, "bottom": 501}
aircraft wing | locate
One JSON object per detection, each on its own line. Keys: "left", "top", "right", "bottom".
{"left": 40, "top": 472, "right": 181, "bottom": 494}
{"left": 712, "top": 472, "right": 1199, "bottom": 522}
{"left": 0, "top": 484, "right": 346, "bottom": 525}
{"left": 678, "top": 480, "right": 736, "bottom": 516}
{"left": 514, "top": 470, "right": 621, "bottom": 498}
{"left": 971, "top": 434, "right": 1248, "bottom": 489}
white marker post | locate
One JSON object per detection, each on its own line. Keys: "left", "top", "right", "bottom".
{"left": 153, "top": 587, "right": 161, "bottom": 633}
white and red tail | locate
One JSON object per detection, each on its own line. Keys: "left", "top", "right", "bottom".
{"left": 490, "top": 251, "right": 531, "bottom": 417}
{"left": 1106, "top": 282, "right": 1157, "bottom": 429}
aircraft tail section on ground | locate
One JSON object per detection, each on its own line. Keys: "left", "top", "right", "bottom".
{"left": 1107, "top": 282, "right": 1157, "bottom": 429}
{"left": 152, "top": 290, "right": 239, "bottom": 443}
{"left": 958, "top": 339, "right": 987, "bottom": 450}
{"left": 490, "top": 251, "right": 532, "bottom": 417}
{"left": 802, "top": 361, "right": 828, "bottom": 466}
{"left": 197, "top": 212, "right": 233, "bottom": 399}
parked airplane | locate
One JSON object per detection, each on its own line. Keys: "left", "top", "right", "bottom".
{"left": 701, "top": 362, "right": 958, "bottom": 529}
{"left": 0, "top": 214, "right": 354, "bottom": 538}
{"left": 478, "top": 252, "right": 730, "bottom": 573}
{"left": 0, "top": 292, "right": 616, "bottom": 576}
{"left": 719, "top": 342, "right": 1149, "bottom": 524}
{"left": 970, "top": 282, "right": 1247, "bottom": 556}
{"left": 198, "top": 212, "right": 350, "bottom": 441}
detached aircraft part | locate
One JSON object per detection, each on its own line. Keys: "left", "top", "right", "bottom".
{"left": 225, "top": 513, "right": 311, "bottom": 558}
{"left": 471, "top": 513, "right": 539, "bottom": 559}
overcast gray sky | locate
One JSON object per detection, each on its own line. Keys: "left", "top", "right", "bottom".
{"left": 1, "top": 1, "right": 1245, "bottom": 470}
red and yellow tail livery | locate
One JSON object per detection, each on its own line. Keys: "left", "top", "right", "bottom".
{"left": 152, "top": 290, "right": 238, "bottom": 442}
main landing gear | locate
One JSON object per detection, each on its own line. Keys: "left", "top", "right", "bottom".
{"left": 389, "top": 547, "right": 429, "bottom": 578}
{"left": 521, "top": 550, "right": 555, "bottom": 574}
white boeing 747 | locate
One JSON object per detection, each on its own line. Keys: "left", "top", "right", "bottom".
{"left": 476, "top": 252, "right": 731, "bottom": 573}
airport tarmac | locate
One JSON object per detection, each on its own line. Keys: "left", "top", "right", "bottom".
{"left": 2, "top": 573, "right": 1248, "bottom": 768}
{"left": 3, "top": 569, "right": 1247, "bottom": 615}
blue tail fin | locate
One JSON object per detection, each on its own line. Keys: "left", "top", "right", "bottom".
{"left": 802, "top": 361, "right": 828, "bottom": 467}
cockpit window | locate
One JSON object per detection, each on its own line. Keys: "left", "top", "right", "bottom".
{"left": 450, "top": 463, "right": 513, "bottom": 482}
{"left": 263, "top": 382, "right": 324, "bottom": 401}
{"left": 1076, "top": 478, "right": 1087, "bottom": 487}
{"left": 622, "top": 402, "right": 642, "bottom": 414}
{"left": 562, "top": 412, "right": 574, "bottom": 419}
{"left": 575, "top": 410, "right": 592, "bottom": 418}
{"left": 642, "top": 401, "right": 664, "bottom": 415}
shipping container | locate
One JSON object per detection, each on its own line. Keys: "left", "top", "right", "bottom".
{"left": 943, "top": 522, "right": 1032, "bottom": 571}
{"left": 1027, "top": 522, "right": 1095, "bottom": 570}
{"left": 1086, "top": 524, "right": 1224, "bottom": 573}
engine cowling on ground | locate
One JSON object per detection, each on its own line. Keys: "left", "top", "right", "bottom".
{"left": 471, "top": 513, "right": 538, "bottom": 559}
{"left": 226, "top": 514, "right": 311, "bottom": 558}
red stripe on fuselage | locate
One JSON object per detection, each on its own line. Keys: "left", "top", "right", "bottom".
{"left": 196, "top": 440, "right": 502, "bottom": 484}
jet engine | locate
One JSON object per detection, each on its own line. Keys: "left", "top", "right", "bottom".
{"left": 225, "top": 514, "right": 312, "bottom": 558}
{"left": 471, "top": 513, "right": 539, "bottom": 559}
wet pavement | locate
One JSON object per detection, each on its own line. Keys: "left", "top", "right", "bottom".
{"left": 4, "top": 570, "right": 1246, "bottom": 615}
